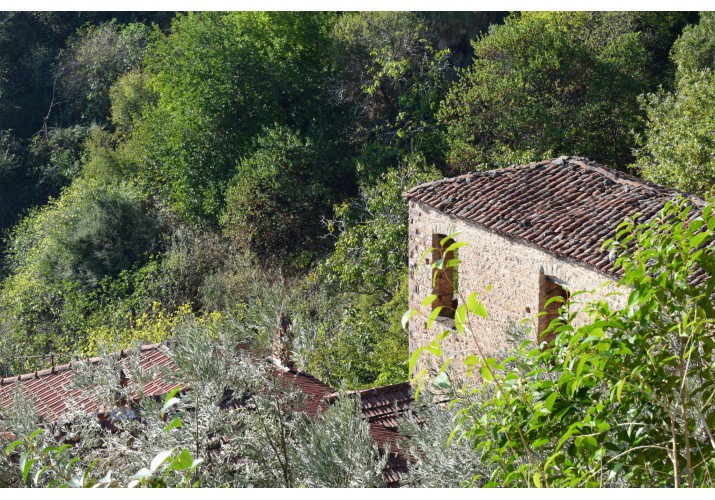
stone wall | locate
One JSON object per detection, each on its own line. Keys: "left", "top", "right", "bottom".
{"left": 407, "top": 201, "right": 629, "bottom": 382}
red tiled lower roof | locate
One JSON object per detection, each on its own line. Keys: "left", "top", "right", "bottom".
{"left": 0, "top": 344, "right": 412, "bottom": 486}
{"left": 405, "top": 156, "right": 706, "bottom": 279}
{"left": 0, "top": 344, "right": 179, "bottom": 423}
{"left": 330, "top": 382, "right": 414, "bottom": 431}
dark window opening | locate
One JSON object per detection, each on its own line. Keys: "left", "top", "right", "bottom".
{"left": 431, "top": 234, "right": 458, "bottom": 319}
{"left": 538, "top": 274, "right": 569, "bottom": 346}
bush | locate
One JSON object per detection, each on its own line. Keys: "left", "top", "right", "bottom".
{"left": 36, "top": 182, "right": 160, "bottom": 289}
{"left": 222, "top": 126, "right": 350, "bottom": 269}
{"left": 1, "top": 322, "right": 390, "bottom": 488}
{"left": 130, "top": 12, "right": 338, "bottom": 223}
{"left": 0, "top": 179, "right": 161, "bottom": 366}
{"left": 634, "top": 13, "right": 715, "bottom": 195}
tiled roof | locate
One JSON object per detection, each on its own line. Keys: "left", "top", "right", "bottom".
{"left": 0, "top": 344, "right": 178, "bottom": 423}
{"left": 331, "top": 382, "right": 414, "bottom": 431}
{"left": 405, "top": 156, "right": 706, "bottom": 278}
{"left": 330, "top": 383, "right": 415, "bottom": 487}
{"left": 0, "top": 344, "right": 412, "bottom": 487}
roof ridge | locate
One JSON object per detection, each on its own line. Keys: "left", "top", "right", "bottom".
{"left": 406, "top": 156, "right": 704, "bottom": 204}
{"left": 558, "top": 156, "right": 688, "bottom": 196}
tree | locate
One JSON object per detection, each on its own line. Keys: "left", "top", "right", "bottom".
{"left": 438, "top": 12, "right": 654, "bottom": 172}
{"left": 293, "top": 156, "right": 441, "bottom": 388}
{"left": 292, "top": 396, "right": 387, "bottom": 487}
{"left": 1, "top": 321, "right": 390, "bottom": 488}
{"left": 635, "top": 13, "right": 715, "bottom": 196}
{"left": 0, "top": 179, "right": 162, "bottom": 365}
{"left": 130, "top": 12, "right": 338, "bottom": 223}
{"left": 331, "top": 12, "right": 451, "bottom": 183}
{"left": 221, "top": 126, "right": 351, "bottom": 269}
{"left": 399, "top": 390, "right": 488, "bottom": 487}
{"left": 56, "top": 22, "right": 154, "bottom": 125}
{"left": 670, "top": 12, "right": 715, "bottom": 77}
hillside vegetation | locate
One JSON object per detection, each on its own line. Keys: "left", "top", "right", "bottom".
{"left": 3, "top": 11, "right": 715, "bottom": 488}
{"left": 2, "top": 12, "right": 708, "bottom": 385}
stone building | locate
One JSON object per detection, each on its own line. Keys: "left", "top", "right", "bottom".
{"left": 404, "top": 156, "right": 705, "bottom": 378}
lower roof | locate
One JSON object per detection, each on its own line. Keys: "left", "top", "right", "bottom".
{"left": 0, "top": 343, "right": 413, "bottom": 486}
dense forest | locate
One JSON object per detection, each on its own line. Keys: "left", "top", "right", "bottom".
{"left": 3, "top": 11, "right": 715, "bottom": 487}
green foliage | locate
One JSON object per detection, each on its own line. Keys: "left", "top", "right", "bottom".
{"left": 332, "top": 12, "right": 451, "bottom": 182}
{"left": 292, "top": 396, "right": 387, "bottom": 487}
{"left": 34, "top": 182, "right": 160, "bottom": 289}
{"left": 438, "top": 12, "right": 654, "bottom": 172}
{"left": 321, "top": 155, "right": 441, "bottom": 299}
{"left": 293, "top": 157, "right": 440, "bottom": 388}
{"left": 0, "top": 179, "right": 161, "bottom": 367}
{"left": 57, "top": 21, "right": 154, "bottom": 124}
{"left": 416, "top": 12, "right": 509, "bottom": 67}
{"left": 412, "top": 197, "right": 715, "bottom": 487}
{"left": 0, "top": 13, "right": 169, "bottom": 137}
{"left": 635, "top": 13, "right": 715, "bottom": 196}
{"left": 0, "top": 130, "right": 30, "bottom": 237}
{"left": 131, "top": 12, "right": 338, "bottom": 222}
{"left": 294, "top": 274, "right": 409, "bottom": 389}
{"left": 108, "top": 69, "right": 157, "bottom": 138}
{"left": 27, "top": 125, "right": 89, "bottom": 199}
{"left": 635, "top": 71, "right": 715, "bottom": 195}
{"left": 671, "top": 12, "right": 715, "bottom": 77}
{"left": 221, "top": 126, "right": 350, "bottom": 268}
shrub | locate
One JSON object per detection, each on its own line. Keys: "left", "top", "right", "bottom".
{"left": 0, "top": 179, "right": 161, "bottom": 366}
{"left": 222, "top": 126, "right": 350, "bottom": 269}
{"left": 1, "top": 322, "right": 390, "bottom": 488}
{"left": 634, "top": 13, "right": 715, "bottom": 195}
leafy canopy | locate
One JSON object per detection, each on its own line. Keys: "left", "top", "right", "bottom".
{"left": 133, "top": 12, "right": 338, "bottom": 223}
{"left": 438, "top": 12, "right": 653, "bottom": 172}
{"left": 635, "top": 13, "right": 715, "bottom": 196}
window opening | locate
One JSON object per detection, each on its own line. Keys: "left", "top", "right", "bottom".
{"left": 431, "top": 234, "right": 458, "bottom": 319}
{"left": 538, "top": 274, "right": 569, "bottom": 346}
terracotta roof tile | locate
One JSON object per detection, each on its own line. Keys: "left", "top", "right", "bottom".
{"left": 0, "top": 344, "right": 179, "bottom": 422}
{"left": 0, "top": 345, "right": 411, "bottom": 487}
{"left": 405, "top": 156, "right": 706, "bottom": 279}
